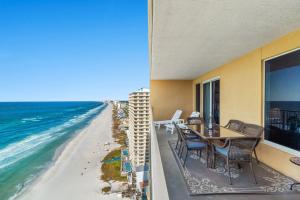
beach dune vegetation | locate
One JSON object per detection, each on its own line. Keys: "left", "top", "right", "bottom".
{"left": 101, "top": 149, "right": 127, "bottom": 182}
{"left": 101, "top": 186, "right": 111, "bottom": 194}
{"left": 115, "top": 131, "right": 127, "bottom": 147}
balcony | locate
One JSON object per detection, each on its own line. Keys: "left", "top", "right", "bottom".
{"left": 148, "top": 0, "right": 300, "bottom": 199}
{"left": 150, "top": 124, "right": 300, "bottom": 200}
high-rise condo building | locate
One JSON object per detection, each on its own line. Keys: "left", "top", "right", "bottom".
{"left": 128, "top": 88, "right": 150, "bottom": 167}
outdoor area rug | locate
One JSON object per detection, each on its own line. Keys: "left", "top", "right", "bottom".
{"left": 168, "top": 140, "right": 300, "bottom": 195}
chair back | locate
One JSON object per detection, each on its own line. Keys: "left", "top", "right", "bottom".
{"left": 229, "top": 137, "right": 258, "bottom": 150}
{"left": 228, "top": 137, "right": 259, "bottom": 160}
{"left": 171, "top": 110, "right": 182, "bottom": 121}
{"left": 225, "top": 120, "right": 244, "bottom": 132}
{"left": 175, "top": 122, "right": 193, "bottom": 139}
{"left": 241, "top": 123, "right": 264, "bottom": 137}
{"left": 173, "top": 122, "right": 182, "bottom": 140}
{"left": 174, "top": 123, "right": 187, "bottom": 142}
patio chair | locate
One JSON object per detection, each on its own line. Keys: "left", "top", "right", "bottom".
{"left": 174, "top": 122, "right": 199, "bottom": 154}
{"left": 213, "top": 137, "right": 260, "bottom": 185}
{"left": 241, "top": 123, "right": 264, "bottom": 164}
{"left": 175, "top": 123, "right": 207, "bottom": 167}
{"left": 154, "top": 110, "right": 183, "bottom": 130}
{"left": 224, "top": 119, "right": 244, "bottom": 132}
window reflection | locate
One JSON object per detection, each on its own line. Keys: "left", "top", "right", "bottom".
{"left": 265, "top": 49, "right": 300, "bottom": 151}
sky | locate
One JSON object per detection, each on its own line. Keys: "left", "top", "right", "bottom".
{"left": 266, "top": 65, "right": 300, "bottom": 101}
{"left": 0, "top": 0, "right": 149, "bottom": 101}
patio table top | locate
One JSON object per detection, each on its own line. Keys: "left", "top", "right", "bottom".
{"left": 186, "top": 124, "right": 248, "bottom": 140}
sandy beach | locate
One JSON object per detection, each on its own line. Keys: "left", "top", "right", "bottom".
{"left": 18, "top": 104, "right": 124, "bottom": 200}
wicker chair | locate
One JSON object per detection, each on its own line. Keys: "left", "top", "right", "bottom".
{"left": 215, "top": 120, "right": 244, "bottom": 148}
{"left": 224, "top": 120, "right": 244, "bottom": 132}
{"left": 214, "top": 137, "right": 260, "bottom": 184}
{"left": 240, "top": 123, "right": 264, "bottom": 164}
{"left": 174, "top": 123, "right": 207, "bottom": 167}
{"left": 174, "top": 123, "right": 199, "bottom": 155}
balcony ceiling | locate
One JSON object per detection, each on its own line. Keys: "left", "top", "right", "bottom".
{"left": 149, "top": 0, "right": 300, "bottom": 80}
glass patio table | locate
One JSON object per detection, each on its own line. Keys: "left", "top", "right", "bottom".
{"left": 187, "top": 124, "right": 247, "bottom": 139}
{"left": 185, "top": 124, "right": 248, "bottom": 168}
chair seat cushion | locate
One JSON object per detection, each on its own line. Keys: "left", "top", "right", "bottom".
{"left": 215, "top": 146, "right": 252, "bottom": 160}
{"left": 186, "top": 141, "right": 206, "bottom": 149}
{"left": 215, "top": 146, "right": 229, "bottom": 156}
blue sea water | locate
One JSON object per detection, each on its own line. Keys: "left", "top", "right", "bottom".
{"left": 0, "top": 101, "right": 107, "bottom": 200}
{"left": 266, "top": 101, "right": 300, "bottom": 111}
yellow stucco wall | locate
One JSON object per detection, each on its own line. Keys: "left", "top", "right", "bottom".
{"left": 193, "top": 50, "right": 262, "bottom": 125}
{"left": 151, "top": 80, "right": 193, "bottom": 121}
{"left": 193, "top": 28, "right": 300, "bottom": 181}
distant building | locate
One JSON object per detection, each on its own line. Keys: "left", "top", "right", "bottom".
{"left": 135, "top": 165, "right": 149, "bottom": 199}
{"left": 128, "top": 88, "right": 150, "bottom": 167}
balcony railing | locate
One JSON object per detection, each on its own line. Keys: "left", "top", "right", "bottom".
{"left": 149, "top": 110, "right": 169, "bottom": 200}
{"left": 266, "top": 109, "right": 300, "bottom": 133}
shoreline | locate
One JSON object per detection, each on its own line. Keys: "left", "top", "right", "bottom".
{"left": 17, "top": 104, "right": 124, "bottom": 200}
{"left": 9, "top": 104, "right": 107, "bottom": 200}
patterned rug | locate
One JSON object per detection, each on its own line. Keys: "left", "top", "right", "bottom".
{"left": 168, "top": 140, "right": 300, "bottom": 195}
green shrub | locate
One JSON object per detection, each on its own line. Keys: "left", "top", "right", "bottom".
{"left": 102, "top": 186, "right": 111, "bottom": 193}
{"left": 101, "top": 149, "right": 127, "bottom": 182}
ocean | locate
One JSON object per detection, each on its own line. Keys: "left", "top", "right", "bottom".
{"left": 0, "top": 101, "right": 107, "bottom": 200}
{"left": 266, "top": 101, "right": 300, "bottom": 111}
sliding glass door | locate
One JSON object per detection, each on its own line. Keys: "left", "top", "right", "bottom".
{"left": 203, "top": 82, "right": 211, "bottom": 124}
{"left": 203, "top": 79, "right": 220, "bottom": 125}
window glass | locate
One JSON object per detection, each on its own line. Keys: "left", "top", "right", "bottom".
{"left": 265, "top": 49, "right": 300, "bottom": 151}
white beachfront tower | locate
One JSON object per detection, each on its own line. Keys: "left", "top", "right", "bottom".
{"left": 128, "top": 88, "right": 150, "bottom": 167}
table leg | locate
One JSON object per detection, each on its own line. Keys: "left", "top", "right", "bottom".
{"left": 207, "top": 142, "right": 215, "bottom": 169}
{"left": 211, "top": 143, "right": 215, "bottom": 169}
